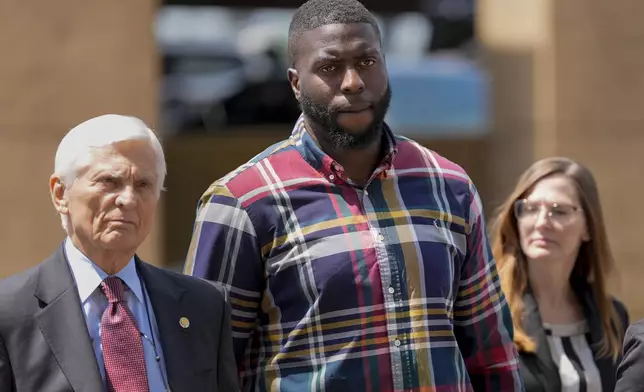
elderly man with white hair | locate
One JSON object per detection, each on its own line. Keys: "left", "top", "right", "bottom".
{"left": 0, "top": 115, "right": 238, "bottom": 392}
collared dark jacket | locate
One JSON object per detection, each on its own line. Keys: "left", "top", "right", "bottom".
{"left": 517, "top": 282, "right": 629, "bottom": 392}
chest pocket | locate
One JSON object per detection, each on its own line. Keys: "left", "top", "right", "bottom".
{"left": 377, "top": 213, "right": 467, "bottom": 303}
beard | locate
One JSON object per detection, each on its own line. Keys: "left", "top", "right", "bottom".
{"left": 299, "top": 84, "right": 392, "bottom": 152}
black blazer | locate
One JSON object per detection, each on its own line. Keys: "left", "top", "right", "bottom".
{"left": 0, "top": 246, "right": 239, "bottom": 392}
{"left": 517, "top": 287, "right": 629, "bottom": 392}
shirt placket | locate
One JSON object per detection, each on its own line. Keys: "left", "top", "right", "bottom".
{"left": 329, "top": 158, "right": 411, "bottom": 389}
{"left": 358, "top": 182, "right": 412, "bottom": 391}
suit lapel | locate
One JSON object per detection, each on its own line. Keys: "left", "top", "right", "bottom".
{"left": 522, "top": 293, "right": 561, "bottom": 390}
{"left": 34, "top": 246, "right": 104, "bottom": 392}
{"left": 137, "top": 260, "right": 206, "bottom": 392}
{"left": 576, "top": 287, "right": 617, "bottom": 392}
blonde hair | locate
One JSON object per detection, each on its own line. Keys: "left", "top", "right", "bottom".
{"left": 490, "top": 157, "right": 623, "bottom": 359}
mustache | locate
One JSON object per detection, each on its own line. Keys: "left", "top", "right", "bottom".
{"left": 300, "top": 84, "right": 392, "bottom": 116}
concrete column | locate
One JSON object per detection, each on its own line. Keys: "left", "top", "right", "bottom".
{"left": 479, "top": 0, "right": 644, "bottom": 317}
{"left": 0, "top": 1, "right": 160, "bottom": 277}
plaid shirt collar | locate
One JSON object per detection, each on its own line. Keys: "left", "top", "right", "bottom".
{"left": 290, "top": 114, "right": 399, "bottom": 185}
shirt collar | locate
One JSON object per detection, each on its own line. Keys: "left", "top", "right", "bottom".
{"left": 291, "top": 114, "right": 399, "bottom": 183}
{"left": 64, "top": 237, "right": 143, "bottom": 304}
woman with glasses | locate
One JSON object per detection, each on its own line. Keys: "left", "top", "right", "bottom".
{"left": 490, "top": 157, "right": 629, "bottom": 392}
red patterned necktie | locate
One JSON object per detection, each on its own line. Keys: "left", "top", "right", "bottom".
{"left": 100, "top": 276, "right": 150, "bottom": 392}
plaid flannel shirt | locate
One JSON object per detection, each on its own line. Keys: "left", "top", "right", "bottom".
{"left": 184, "top": 115, "right": 522, "bottom": 392}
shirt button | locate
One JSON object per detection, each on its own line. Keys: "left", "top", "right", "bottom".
{"left": 378, "top": 234, "right": 385, "bottom": 242}
{"left": 329, "top": 174, "right": 335, "bottom": 181}
{"left": 388, "top": 286, "right": 395, "bottom": 294}
{"left": 394, "top": 339, "right": 401, "bottom": 347}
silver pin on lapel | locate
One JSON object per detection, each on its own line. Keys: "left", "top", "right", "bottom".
{"left": 179, "top": 317, "right": 190, "bottom": 329}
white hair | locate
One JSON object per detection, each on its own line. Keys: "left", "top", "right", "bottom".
{"left": 53, "top": 114, "right": 166, "bottom": 232}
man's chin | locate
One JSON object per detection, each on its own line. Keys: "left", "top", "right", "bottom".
{"left": 335, "top": 116, "right": 381, "bottom": 134}
{"left": 100, "top": 230, "right": 142, "bottom": 250}
{"left": 335, "top": 126, "right": 372, "bottom": 137}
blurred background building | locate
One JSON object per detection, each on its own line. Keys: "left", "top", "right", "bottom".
{"left": 2, "top": 0, "right": 644, "bottom": 318}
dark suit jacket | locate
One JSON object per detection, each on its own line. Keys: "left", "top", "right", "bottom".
{"left": 615, "top": 317, "right": 644, "bottom": 391}
{"left": 518, "top": 286, "right": 628, "bottom": 392}
{"left": 0, "top": 246, "right": 239, "bottom": 392}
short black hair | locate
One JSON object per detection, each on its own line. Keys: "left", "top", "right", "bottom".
{"left": 288, "top": 0, "right": 381, "bottom": 67}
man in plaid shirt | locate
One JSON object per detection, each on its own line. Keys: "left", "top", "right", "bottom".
{"left": 184, "top": 0, "right": 523, "bottom": 390}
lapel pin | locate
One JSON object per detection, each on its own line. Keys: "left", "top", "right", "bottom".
{"left": 179, "top": 317, "right": 190, "bottom": 329}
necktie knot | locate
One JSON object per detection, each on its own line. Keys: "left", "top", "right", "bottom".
{"left": 100, "top": 276, "right": 125, "bottom": 303}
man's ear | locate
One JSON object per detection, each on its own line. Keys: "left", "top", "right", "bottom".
{"left": 50, "top": 175, "right": 68, "bottom": 215}
{"left": 287, "top": 68, "right": 301, "bottom": 101}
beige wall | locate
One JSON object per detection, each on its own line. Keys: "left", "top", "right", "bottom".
{"left": 479, "top": 0, "right": 644, "bottom": 319}
{"left": 0, "top": 1, "right": 159, "bottom": 277}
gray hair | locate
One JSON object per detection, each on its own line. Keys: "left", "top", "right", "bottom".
{"left": 53, "top": 114, "right": 166, "bottom": 231}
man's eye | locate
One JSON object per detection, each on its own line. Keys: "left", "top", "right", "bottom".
{"left": 320, "top": 65, "right": 337, "bottom": 73}
{"left": 360, "top": 59, "right": 376, "bottom": 67}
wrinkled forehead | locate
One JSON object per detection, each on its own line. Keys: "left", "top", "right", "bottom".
{"left": 80, "top": 140, "right": 158, "bottom": 176}
{"left": 297, "top": 23, "right": 381, "bottom": 61}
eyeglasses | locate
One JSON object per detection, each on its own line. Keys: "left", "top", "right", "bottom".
{"left": 513, "top": 199, "right": 581, "bottom": 224}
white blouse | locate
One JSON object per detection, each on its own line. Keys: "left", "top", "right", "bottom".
{"left": 543, "top": 320, "right": 602, "bottom": 392}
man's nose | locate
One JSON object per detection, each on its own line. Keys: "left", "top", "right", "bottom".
{"left": 115, "top": 186, "right": 136, "bottom": 208}
{"left": 340, "top": 68, "right": 365, "bottom": 94}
